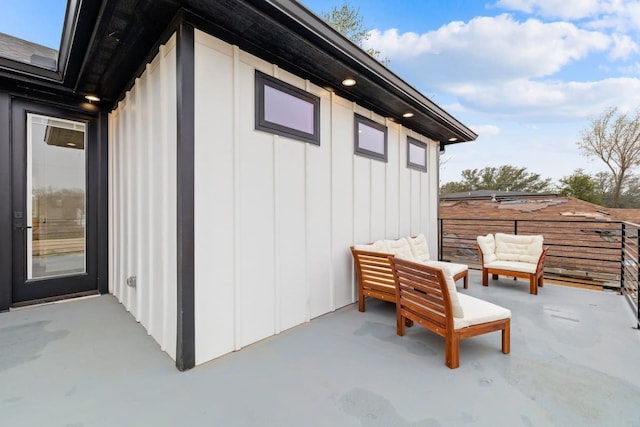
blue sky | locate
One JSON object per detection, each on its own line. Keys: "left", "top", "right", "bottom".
{"left": 3, "top": 1, "right": 640, "bottom": 186}
{"left": 302, "top": 0, "right": 640, "bottom": 186}
{"left": 0, "top": 1, "right": 66, "bottom": 48}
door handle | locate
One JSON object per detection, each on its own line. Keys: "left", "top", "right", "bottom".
{"left": 14, "top": 225, "right": 33, "bottom": 231}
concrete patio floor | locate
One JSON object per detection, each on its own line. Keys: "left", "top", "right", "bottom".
{"left": 1, "top": 270, "right": 640, "bottom": 427}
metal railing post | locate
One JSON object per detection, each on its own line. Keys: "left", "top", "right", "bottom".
{"left": 637, "top": 225, "right": 640, "bottom": 329}
{"left": 621, "top": 222, "right": 626, "bottom": 294}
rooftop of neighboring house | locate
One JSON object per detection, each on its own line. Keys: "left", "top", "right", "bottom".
{"left": 440, "top": 190, "right": 640, "bottom": 224}
{"left": 0, "top": 32, "right": 58, "bottom": 69}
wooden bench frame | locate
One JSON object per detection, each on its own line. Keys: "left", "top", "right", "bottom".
{"left": 350, "top": 246, "right": 468, "bottom": 312}
{"left": 477, "top": 244, "right": 549, "bottom": 295}
{"left": 391, "top": 257, "right": 510, "bottom": 369}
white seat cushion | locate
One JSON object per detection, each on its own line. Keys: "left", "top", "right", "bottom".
{"left": 485, "top": 260, "right": 537, "bottom": 274}
{"left": 424, "top": 260, "right": 468, "bottom": 278}
{"left": 406, "top": 234, "right": 430, "bottom": 262}
{"left": 454, "top": 293, "right": 511, "bottom": 329}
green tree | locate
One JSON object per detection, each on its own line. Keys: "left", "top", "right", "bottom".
{"left": 592, "top": 171, "right": 614, "bottom": 206}
{"left": 440, "top": 165, "right": 552, "bottom": 194}
{"left": 578, "top": 107, "right": 640, "bottom": 207}
{"left": 558, "top": 169, "right": 602, "bottom": 204}
{"left": 321, "top": 2, "right": 387, "bottom": 64}
{"left": 618, "top": 175, "right": 640, "bottom": 208}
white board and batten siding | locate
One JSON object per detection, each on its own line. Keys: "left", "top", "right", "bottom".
{"left": 108, "top": 35, "right": 178, "bottom": 360}
{"left": 108, "top": 29, "right": 440, "bottom": 365}
{"left": 193, "top": 30, "right": 440, "bottom": 365}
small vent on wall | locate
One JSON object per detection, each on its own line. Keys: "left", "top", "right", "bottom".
{"left": 126, "top": 276, "right": 137, "bottom": 288}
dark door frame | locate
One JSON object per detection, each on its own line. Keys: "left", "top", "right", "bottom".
{"left": 0, "top": 92, "right": 108, "bottom": 311}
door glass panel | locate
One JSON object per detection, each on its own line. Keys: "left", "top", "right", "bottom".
{"left": 27, "top": 114, "right": 86, "bottom": 279}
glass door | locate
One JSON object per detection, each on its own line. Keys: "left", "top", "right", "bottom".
{"left": 12, "top": 103, "right": 98, "bottom": 304}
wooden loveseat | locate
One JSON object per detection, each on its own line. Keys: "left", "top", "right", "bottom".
{"left": 350, "top": 234, "right": 468, "bottom": 312}
{"left": 476, "top": 233, "right": 549, "bottom": 295}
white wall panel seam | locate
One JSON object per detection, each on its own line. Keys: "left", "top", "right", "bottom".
{"left": 134, "top": 76, "right": 144, "bottom": 322}
{"left": 232, "top": 44, "right": 242, "bottom": 350}
{"left": 159, "top": 40, "right": 171, "bottom": 352}
{"left": 143, "top": 65, "right": 153, "bottom": 331}
{"left": 144, "top": 62, "right": 156, "bottom": 336}
{"left": 304, "top": 79, "right": 311, "bottom": 323}
{"left": 123, "top": 90, "right": 133, "bottom": 312}
{"left": 351, "top": 101, "right": 356, "bottom": 303}
{"left": 116, "top": 107, "right": 125, "bottom": 301}
{"left": 272, "top": 64, "right": 281, "bottom": 335}
{"left": 329, "top": 91, "right": 335, "bottom": 312}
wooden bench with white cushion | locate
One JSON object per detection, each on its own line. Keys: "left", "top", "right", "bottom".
{"left": 477, "top": 233, "right": 549, "bottom": 295}
{"left": 391, "top": 257, "right": 511, "bottom": 369}
{"left": 351, "top": 234, "right": 468, "bottom": 312}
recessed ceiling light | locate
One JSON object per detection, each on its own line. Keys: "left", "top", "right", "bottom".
{"left": 85, "top": 95, "right": 101, "bottom": 102}
{"left": 402, "top": 112, "right": 414, "bottom": 118}
{"left": 342, "top": 78, "right": 356, "bottom": 87}
{"left": 66, "top": 142, "right": 77, "bottom": 147}
{"left": 448, "top": 137, "right": 458, "bottom": 142}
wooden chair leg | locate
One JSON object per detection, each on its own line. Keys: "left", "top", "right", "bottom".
{"left": 397, "top": 313, "right": 406, "bottom": 336}
{"left": 463, "top": 272, "right": 468, "bottom": 289}
{"left": 502, "top": 321, "right": 510, "bottom": 354}
{"left": 529, "top": 275, "right": 537, "bottom": 295}
{"left": 358, "top": 288, "right": 365, "bottom": 312}
{"left": 445, "top": 333, "right": 460, "bottom": 369}
{"left": 492, "top": 274, "right": 499, "bottom": 280}
{"left": 482, "top": 268, "right": 489, "bottom": 286}
{"left": 538, "top": 274, "right": 544, "bottom": 288}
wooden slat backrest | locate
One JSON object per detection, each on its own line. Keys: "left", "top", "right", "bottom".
{"left": 350, "top": 248, "right": 396, "bottom": 293}
{"left": 392, "top": 257, "right": 453, "bottom": 332}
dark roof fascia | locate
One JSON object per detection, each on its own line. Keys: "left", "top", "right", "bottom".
{"left": 0, "top": 57, "right": 61, "bottom": 83}
{"left": 0, "top": 76, "right": 101, "bottom": 114}
{"left": 259, "top": 0, "right": 477, "bottom": 143}
{"left": 62, "top": 0, "right": 104, "bottom": 89}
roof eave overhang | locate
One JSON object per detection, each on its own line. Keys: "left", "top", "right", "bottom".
{"left": 258, "top": 0, "right": 477, "bottom": 144}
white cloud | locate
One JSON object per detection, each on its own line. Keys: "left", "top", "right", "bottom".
{"left": 366, "top": 14, "right": 610, "bottom": 83}
{"left": 446, "top": 77, "right": 640, "bottom": 120}
{"left": 618, "top": 62, "right": 640, "bottom": 75}
{"left": 609, "top": 33, "right": 639, "bottom": 60}
{"left": 494, "top": 0, "right": 610, "bottom": 20}
{"left": 496, "top": 0, "right": 640, "bottom": 33}
{"left": 471, "top": 124, "right": 501, "bottom": 137}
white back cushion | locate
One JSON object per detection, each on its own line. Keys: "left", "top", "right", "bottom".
{"left": 439, "top": 265, "right": 464, "bottom": 318}
{"left": 384, "top": 238, "right": 414, "bottom": 260}
{"left": 477, "top": 234, "right": 497, "bottom": 264}
{"left": 495, "top": 233, "right": 543, "bottom": 263}
{"left": 354, "top": 239, "right": 390, "bottom": 253}
{"left": 406, "top": 234, "right": 430, "bottom": 262}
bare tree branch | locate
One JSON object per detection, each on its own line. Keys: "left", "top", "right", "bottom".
{"left": 578, "top": 107, "right": 640, "bottom": 207}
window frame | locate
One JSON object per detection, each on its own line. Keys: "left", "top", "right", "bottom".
{"left": 254, "top": 70, "right": 320, "bottom": 145}
{"left": 407, "top": 136, "right": 428, "bottom": 172}
{"left": 354, "top": 114, "right": 388, "bottom": 162}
